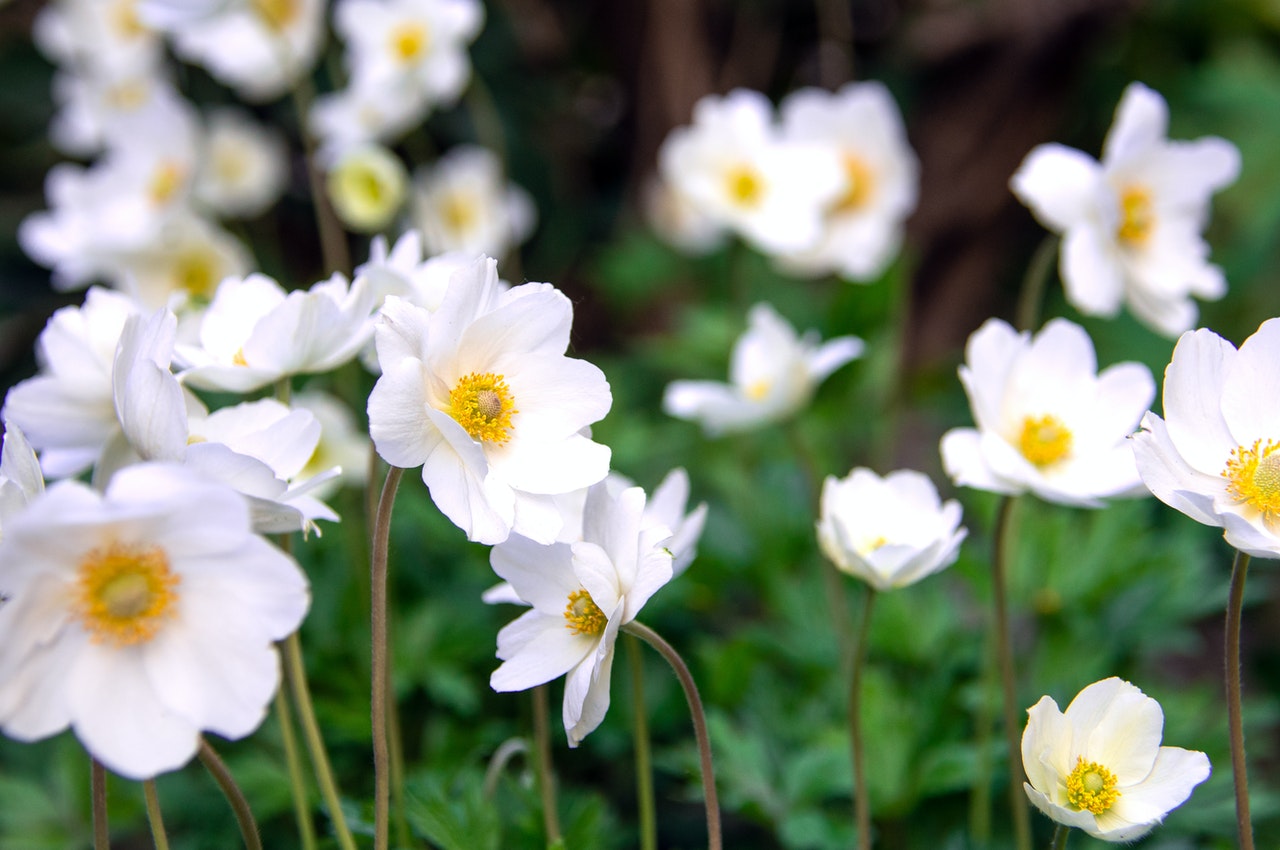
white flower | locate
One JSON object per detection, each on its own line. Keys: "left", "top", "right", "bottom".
{"left": 658, "top": 89, "right": 845, "bottom": 256}
{"left": 776, "top": 81, "right": 919, "bottom": 282}
{"left": 48, "top": 65, "right": 187, "bottom": 158}
{"left": 34, "top": 0, "right": 163, "bottom": 77}
{"left": 309, "top": 75, "right": 426, "bottom": 150}
{"left": 117, "top": 212, "right": 252, "bottom": 311}
{"left": 355, "top": 230, "right": 469, "bottom": 310}
{"left": 367, "top": 257, "right": 612, "bottom": 544}
{"left": 194, "top": 107, "right": 288, "bottom": 219}
{"left": 663, "top": 302, "right": 863, "bottom": 436}
{"left": 1131, "top": 318, "right": 1280, "bottom": 558}
{"left": 0, "top": 425, "right": 44, "bottom": 539}
{"left": 489, "top": 481, "right": 673, "bottom": 746}
{"left": 412, "top": 146, "right": 535, "bottom": 258}
{"left": 1010, "top": 82, "right": 1240, "bottom": 337}
{"left": 940, "top": 318, "right": 1154, "bottom": 507}
{"left": 1022, "top": 677, "right": 1210, "bottom": 842}
{"left": 0, "top": 462, "right": 309, "bottom": 780}
{"left": 641, "top": 174, "right": 726, "bottom": 256}
{"left": 817, "top": 468, "right": 965, "bottom": 591}
{"left": 326, "top": 143, "right": 409, "bottom": 233}
{"left": 291, "top": 390, "right": 371, "bottom": 498}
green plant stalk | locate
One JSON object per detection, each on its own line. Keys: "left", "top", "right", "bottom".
{"left": 1226, "top": 549, "right": 1255, "bottom": 850}
{"left": 198, "top": 739, "right": 262, "bottom": 850}
{"left": 143, "top": 780, "right": 170, "bottom": 850}
{"left": 533, "top": 683, "right": 565, "bottom": 847}
{"left": 91, "top": 758, "right": 110, "bottom": 850}
{"left": 371, "top": 465, "right": 404, "bottom": 850}
{"left": 274, "top": 686, "right": 318, "bottom": 850}
{"left": 388, "top": 669, "right": 413, "bottom": 850}
{"left": 290, "top": 77, "right": 351, "bottom": 277}
{"left": 628, "top": 635, "right": 657, "bottom": 850}
{"left": 1014, "top": 236, "right": 1059, "bottom": 333}
{"left": 969, "top": 628, "right": 997, "bottom": 844}
{"left": 992, "top": 496, "right": 1032, "bottom": 850}
{"left": 624, "top": 621, "right": 721, "bottom": 850}
{"left": 1048, "top": 823, "right": 1070, "bottom": 850}
{"left": 849, "top": 587, "right": 876, "bottom": 850}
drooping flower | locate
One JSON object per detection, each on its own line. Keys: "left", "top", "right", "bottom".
{"left": 0, "top": 462, "right": 309, "bottom": 780}
{"left": 412, "top": 145, "right": 536, "bottom": 259}
{"left": 367, "top": 257, "right": 612, "bottom": 544}
{"left": 1131, "top": 317, "right": 1280, "bottom": 558}
{"left": 817, "top": 467, "right": 965, "bottom": 591}
{"left": 663, "top": 302, "right": 863, "bottom": 436}
{"left": 1010, "top": 82, "right": 1240, "bottom": 337}
{"left": 489, "top": 480, "right": 674, "bottom": 746}
{"left": 940, "top": 318, "right": 1155, "bottom": 507}
{"left": 1022, "top": 677, "right": 1210, "bottom": 842}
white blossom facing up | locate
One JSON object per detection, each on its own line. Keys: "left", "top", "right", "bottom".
{"left": 412, "top": 146, "right": 536, "bottom": 259}
{"left": 193, "top": 107, "right": 289, "bottom": 219}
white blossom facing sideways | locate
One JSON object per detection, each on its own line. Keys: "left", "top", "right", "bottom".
{"left": 1022, "top": 677, "right": 1210, "bottom": 842}
{"left": 489, "top": 481, "right": 674, "bottom": 746}
{"left": 118, "top": 212, "right": 252, "bottom": 311}
{"left": 817, "top": 468, "right": 965, "bottom": 591}
{"left": 367, "top": 257, "right": 612, "bottom": 545}
{"left": 412, "top": 146, "right": 536, "bottom": 259}
{"left": 1010, "top": 82, "right": 1240, "bottom": 337}
{"left": 663, "top": 302, "right": 863, "bottom": 436}
{"left": 940, "top": 318, "right": 1155, "bottom": 507}
{"left": 777, "top": 81, "right": 919, "bottom": 282}
{"left": 1131, "top": 318, "right": 1280, "bottom": 558}
{"left": 0, "top": 462, "right": 309, "bottom": 780}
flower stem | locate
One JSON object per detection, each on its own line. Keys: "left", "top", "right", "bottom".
{"left": 849, "top": 587, "right": 877, "bottom": 850}
{"left": 291, "top": 78, "right": 351, "bottom": 277}
{"left": 91, "top": 758, "right": 110, "bottom": 850}
{"left": 198, "top": 738, "right": 262, "bottom": 850}
{"left": 371, "top": 465, "right": 404, "bottom": 850}
{"left": 1014, "top": 235, "right": 1058, "bottom": 333}
{"left": 623, "top": 621, "right": 721, "bottom": 850}
{"left": 274, "top": 686, "right": 318, "bottom": 850}
{"left": 628, "top": 634, "right": 657, "bottom": 850}
{"left": 1226, "top": 549, "right": 1255, "bottom": 850}
{"left": 1048, "top": 823, "right": 1070, "bottom": 850}
{"left": 142, "top": 780, "right": 170, "bottom": 850}
{"left": 532, "top": 683, "right": 564, "bottom": 847}
{"left": 992, "top": 496, "right": 1032, "bottom": 850}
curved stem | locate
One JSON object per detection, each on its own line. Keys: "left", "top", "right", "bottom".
{"left": 1014, "top": 235, "right": 1058, "bottom": 333}
{"left": 849, "top": 588, "right": 876, "bottom": 849}
{"left": 623, "top": 621, "right": 721, "bottom": 850}
{"left": 91, "top": 758, "right": 110, "bottom": 850}
{"left": 199, "top": 739, "right": 262, "bottom": 850}
{"left": 371, "top": 465, "right": 404, "bottom": 850}
{"left": 532, "top": 683, "right": 564, "bottom": 846}
{"left": 274, "top": 686, "right": 318, "bottom": 850}
{"left": 1226, "top": 549, "right": 1255, "bottom": 850}
{"left": 628, "top": 635, "right": 657, "bottom": 850}
{"left": 482, "top": 737, "right": 529, "bottom": 799}
{"left": 143, "top": 780, "right": 170, "bottom": 850}
{"left": 1048, "top": 823, "right": 1070, "bottom": 850}
{"left": 992, "top": 496, "right": 1032, "bottom": 850}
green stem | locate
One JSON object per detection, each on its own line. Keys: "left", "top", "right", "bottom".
{"left": 1048, "top": 823, "right": 1070, "bottom": 850}
{"left": 1226, "top": 549, "right": 1255, "bottom": 850}
{"left": 291, "top": 77, "right": 351, "bottom": 278}
{"left": 623, "top": 621, "right": 721, "bottom": 850}
{"left": 992, "top": 496, "right": 1032, "bottom": 850}
{"left": 388, "top": 668, "right": 413, "bottom": 850}
{"left": 532, "top": 683, "right": 564, "bottom": 847}
{"left": 628, "top": 635, "right": 657, "bottom": 850}
{"left": 482, "top": 737, "right": 529, "bottom": 799}
{"left": 142, "top": 780, "right": 170, "bottom": 850}
{"left": 199, "top": 739, "right": 263, "bottom": 850}
{"left": 371, "top": 465, "right": 404, "bottom": 850}
{"left": 1014, "top": 235, "right": 1058, "bottom": 333}
{"left": 849, "top": 588, "right": 876, "bottom": 850}
{"left": 91, "top": 758, "right": 110, "bottom": 850}
{"left": 274, "top": 686, "right": 318, "bottom": 850}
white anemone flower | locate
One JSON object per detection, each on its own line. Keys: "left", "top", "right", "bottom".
{"left": 658, "top": 89, "right": 845, "bottom": 256}
{"left": 489, "top": 481, "right": 674, "bottom": 746}
{"left": 367, "top": 257, "right": 612, "bottom": 545}
{"left": 940, "top": 318, "right": 1155, "bottom": 507}
{"left": 0, "top": 462, "right": 309, "bottom": 780}
{"left": 194, "top": 107, "right": 288, "bottom": 219}
{"left": 1132, "top": 318, "right": 1280, "bottom": 558}
{"left": 412, "top": 145, "right": 536, "bottom": 258}
{"left": 326, "top": 144, "right": 409, "bottom": 234}
{"left": 663, "top": 302, "right": 863, "bottom": 436}
{"left": 118, "top": 212, "right": 253, "bottom": 311}
{"left": 641, "top": 173, "right": 726, "bottom": 256}
{"left": 1022, "top": 677, "right": 1210, "bottom": 842}
{"left": 33, "top": 0, "right": 163, "bottom": 76}
{"left": 309, "top": 75, "right": 426, "bottom": 150}
{"left": 1010, "top": 82, "right": 1240, "bottom": 337}
{"left": 817, "top": 468, "right": 966, "bottom": 591}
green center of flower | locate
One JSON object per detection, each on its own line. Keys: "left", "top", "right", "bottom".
{"left": 449, "top": 372, "right": 518, "bottom": 444}
{"left": 1223, "top": 438, "right": 1280, "bottom": 519}
{"left": 1017, "top": 414, "right": 1073, "bottom": 467}
{"left": 75, "top": 543, "right": 180, "bottom": 646}
{"left": 725, "top": 165, "right": 764, "bottom": 209}
{"left": 1117, "top": 186, "right": 1154, "bottom": 246}
{"left": 564, "top": 589, "right": 606, "bottom": 635}
{"left": 1065, "top": 756, "right": 1120, "bottom": 815}
{"left": 833, "top": 154, "right": 874, "bottom": 214}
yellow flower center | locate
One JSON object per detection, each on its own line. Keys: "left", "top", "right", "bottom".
{"left": 1117, "top": 186, "right": 1154, "bottom": 246}
{"left": 856, "top": 535, "right": 888, "bottom": 557}
{"left": 725, "top": 164, "right": 764, "bottom": 209}
{"left": 448, "top": 372, "right": 518, "bottom": 444}
{"left": 149, "top": 161, "right": 185, "bottom": 205}
{"left": 1018, "top": 414, "right": 1073, "bottom": 467}
{"left": 75, "top": 542, "right": 180, "bottom": 646}
{"left": 1223, "top": 438, "right": 1280, "bottom": 520}
{"left": 251, "top": 0, "right": 299, "bottom": 30}
{"left": 1065, "top": 756, "right": 1120, "bottom": 815}
{"left": 833, "top": 154, "right": 874, "bottom": 214}
{"left": 106, "top": 79, "right": 149, "bottom": 111}
{"left": 564, "top": 589, "right": 606, "bottom": 635}
{"left": 172, "top": 246, "right": 221, "bottom": 300}
{"left": 744, "top": 379, "right": 771, "bottom": 401}
{"left": 389, "top": 21, "right": 430, "bottom": 63}
{"left": 441, "top": 192, "right": 478, "bottom": 236}
{"left": 111, "top": 0, "right": 148, "bottom": 39}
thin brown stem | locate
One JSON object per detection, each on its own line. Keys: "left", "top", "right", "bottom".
{"left": 1014, "top": 236, "right": 1058, "bottom": 333}
{"left": 628, "top": 635, "right": 657, "bottom": 850}
{"left": 91, "top": 758, "right": 110, "bottom": 850}
{"left": 274, "top": 686, "right": 318, "bottom": 850}
{"left": 1048, "top": 823, "right": 1070, "bottom": 850}
{"left": 371, "top": 465, "right": 404, "bottom": 850}
{"left": 142, "top": 780, "right": 170, "bottom": 850}
{"left": 1226, "top": 549, "right": 1255, "bottom": 850}
{"left": 532, "top": 683, "right": 564, "bottom": 846}
{"left": 199, "top": 739, "right": 263, "bottom": 850}
{"left": 992, "top": 496, "right": 1032, "bottom": 850}
{"left": 849, "top": 587, "right": 876, "bottom": 849}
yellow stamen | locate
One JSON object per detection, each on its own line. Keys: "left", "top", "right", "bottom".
{"left": 1017, "top": 414, "right": 1073, "bottom": 467}
{"left": 1117, "top": 186, "right": 1154, "bottom": 246}
{"left": 172, "top": 247, "right": 220, "bottom": 300}
{"left": 448, "top": 372, "right": 518, "bottom": 444}
{"left": 149, "top": 161, "right": 185, "bottom": 205}
{"left": 744, "top": 379, "right": 771, "bottom": 401}
{"left": 725, "top": 165, "right": 764, "bottom": 209}
{"left": 833, "top": 153, "right": 874, "bottom": 214}
{"left": 75, "top": 542, "right": 179, "bottom": 646}
{"left": 389, "top": 21, "right": 430, "bottom": 63}
{"left": 564, "top": 589, "right": 606, "bottom": 635}
{"left": 1065, "top": 756, "right": 1120, "bottom": 815}
{"left": 251, "top": 0, "right": 299, "bottom": 30}
{"left": 441, "top": 192, "right": 478, "bottom": 236}
{"left": 111, "top": 0, "right": 147, "bottom": 38}
{"left": 232, "top": 348, "right": 249, "bottom": 367}
{"left": 1223, "top": 438, "right": 1280, "bottom": 520}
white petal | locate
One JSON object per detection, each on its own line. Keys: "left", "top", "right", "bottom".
{"left": 490, "top": 535, "right": 578, "bottom": 614}
{"left": 940, "top": 428, "right": 1020, "bottom": 495}
{"left": 1060, "top": 225, "right": 1125, "bottom": 316}
{"left": 1220, "top": 318, "right": 1280, "bottom": 447}
{"left": 367, "top": 358, "right": 440, "bottom": 469}
{"left": 1131, "top": 412, "right": 1224, "bottom": 527}
{"left": 1102, "top": 83, "right": 1168, "bottom": 166}
{"left": 491, "top": 612, "right": 593, "bottom": 691}
{"left": 1080, "top": 686, "right": 1163, "bottom": 785}
{"left": 1010, "top": 143, "right": 1105, "bottom": 232}
{"left": 1108, "top": 746, "right": 1210, "bottom": 829}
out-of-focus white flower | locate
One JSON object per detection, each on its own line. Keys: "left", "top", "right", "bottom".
{"left": 489, "top": 480, "right": 673, "bottom": 746}
{"left": 940, "top": 318, "right": 1154, "bottom": 507}
{"left": 326, "top": 144, "right": 409, "bottom": 233}
{"left": 367, "top": 257, "right": 611, "bottom": 544}
{"left": 356, "top": 230, "right": 471, "bottom": 309}
{"left": 412, "top": 146, "right": 535, "bottom": 258}
{"left": 658, "top": 89, "right": 845, "bottom": 256}
{"left": 0, "top": 462, "right": 309, "bottom": 780}
{"left": 818, "top": 468, "right": 965, "bottom": 591}
{"left": 118, "top": 212, "right": 252, "bottom": 310}
{"left": 194, "top": 108, "right": 288, "bottom": 218}
{"left": 663, "top": 302, "right": 863, "bottom": 436}
{"left": 176, "top": 272, "right": 376, "bottom": 393}
{"left": 34, "top": 0, "right": 164, "bottom": 76}
{"left": 1022, "top": 677, "right": 1210, "bottom": 842}
{"left": 1010, "top": 82, "right": 1240, "bottom": 337}
{"left": 309, "top": 76, "right": 426, "bottom": 150}
{"left": 777, "top": 82, "right": 918, "bottom": 282}
{"left": 642, "top": 174, "right": 726, "bottom": 256}
{"left": 0, "top": 425, "right": 44, "bottom": 538}
{"left": 48, "top": 66, "right": 187, "bottom": 157}
{"left": 1132, "top": 318, "right": 1280, "bottom": 558}
{"left": 292, "top": 390, "right": 371, "bottom": 497}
